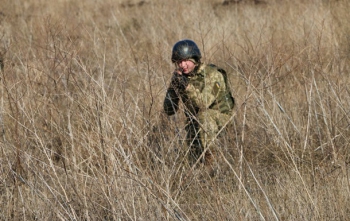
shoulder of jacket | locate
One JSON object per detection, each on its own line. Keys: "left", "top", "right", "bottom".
{"left": 197, "top": 63, "right": 220, "bottom": 75}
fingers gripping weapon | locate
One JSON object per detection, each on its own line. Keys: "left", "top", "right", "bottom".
{"left": 171, "top": 71, "right": 189, "bottom": 91}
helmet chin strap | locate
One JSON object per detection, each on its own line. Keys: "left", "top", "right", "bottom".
{"left": 193, "top": 63, "right": 200, "bottom": 72}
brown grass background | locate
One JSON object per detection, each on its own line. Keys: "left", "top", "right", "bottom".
{"left": 1, "top": 0, "right": 350, "bottom": 220}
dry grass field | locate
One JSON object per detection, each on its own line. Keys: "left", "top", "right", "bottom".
{"left": 1, "top": 0, "right": 350, "bottom": 220}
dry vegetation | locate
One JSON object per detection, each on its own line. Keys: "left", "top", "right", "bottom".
{"left": 1, "top": 0, "right": 350, "bottom": 220}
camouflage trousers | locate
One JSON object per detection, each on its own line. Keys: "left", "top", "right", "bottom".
{"left": 186, "top": 109, "right": 232, "bottom": 166}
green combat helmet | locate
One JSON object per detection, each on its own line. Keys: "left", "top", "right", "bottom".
{"left": 171, "top": 39, "right": 201, "bottom": 63}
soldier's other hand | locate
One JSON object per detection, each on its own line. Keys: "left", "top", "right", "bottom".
{"left": 174, "top": 68, "right": 182, "bottom": 76}
{"left": 171, "top": 69, "right": 181, "bottom": 78}
{"left": 172, "top": 71, "right": 188, "bottom": 91}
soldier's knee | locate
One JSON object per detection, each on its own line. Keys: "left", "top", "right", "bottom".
{"left": 197, "top": 110, "right": 217, "bottom": 127}
{"left": 198, "top": 114, "right": 218, "bottom": 133}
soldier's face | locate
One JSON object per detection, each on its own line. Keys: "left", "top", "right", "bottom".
{"left": 177, "top": 59, "right": 196, "bottom": 74}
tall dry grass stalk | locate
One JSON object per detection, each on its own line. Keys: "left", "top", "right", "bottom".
{"left": 0, "top": 0, "right": 350, "bottom": 220}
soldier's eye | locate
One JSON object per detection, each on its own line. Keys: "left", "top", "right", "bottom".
{"left": 177, "top": 59, "right": 188, "bottom": 65}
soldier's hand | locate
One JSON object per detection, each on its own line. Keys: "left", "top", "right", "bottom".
{"left": 171, "top": 70, "right": 189, "bottom": 91}
{"left": 174, "top": 68, "right": 182, "bottom": 76}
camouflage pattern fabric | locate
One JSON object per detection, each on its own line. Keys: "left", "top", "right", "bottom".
{"left": 186, "top": 109, "right": 232, "bottom": 165}
{"left": 164, "top": 63, "right": 234, "bottom": 165}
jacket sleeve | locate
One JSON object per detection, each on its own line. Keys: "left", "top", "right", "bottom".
{"left": 163, "top": 85, "right": 180, "bottom": 116}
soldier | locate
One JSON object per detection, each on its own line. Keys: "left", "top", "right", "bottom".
{"left": 163, "top": 39, "right": 235, "bottom": 172}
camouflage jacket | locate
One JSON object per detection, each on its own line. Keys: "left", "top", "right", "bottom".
{"left": 163, "top": 63, "right": 234, "bottom": 117}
